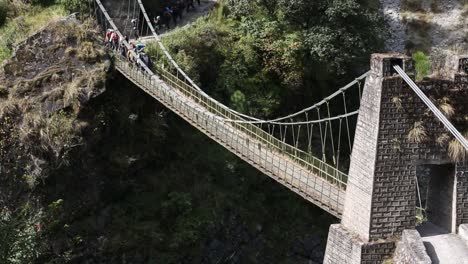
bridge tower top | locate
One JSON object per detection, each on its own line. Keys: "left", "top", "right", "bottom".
{"left": 370, "top": 53, "right": 414, "bottom": 78}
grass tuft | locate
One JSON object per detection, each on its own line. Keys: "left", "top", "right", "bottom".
{"left": 392, "top": 96, "right": 403, "bottom": 111}
{"left": 437, "top": 97, "right": 455, "bottom": 118}
{"left": 408, "top": 121, "right": 428, "bottom": 143}
{"left": 436, "top": 133, "right": 450, "bottom": 147}
{"left": 448, "top": 133, "right": 468, "bottom": 162}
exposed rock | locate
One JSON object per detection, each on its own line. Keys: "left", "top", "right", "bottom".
{"left": 380, "top": 0, "right": 467, "bottom": 56}
{"left": 0, "top": 16, "right": 111, "bottom": 202}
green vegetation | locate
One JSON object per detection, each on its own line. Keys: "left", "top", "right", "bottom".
{"left": 0, "top": 0, "right": 388, "bottom": 262}
{"left": 412, "top": 51, "right": 431, "bottom": 80}
{"left": 0, "top": 4, "right": 66, "bottom": 62}
{"left": 0, "top": 205, "right": 42, "bottom": 264}
{"left": 0, "top": 1, "right": 8, "bottom": 27}
{"left": 148, "top": 0, "right": 385, "bottom": 118}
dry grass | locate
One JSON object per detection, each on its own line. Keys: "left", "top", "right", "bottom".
{"left": 437, "top": 97, "right": 455, "bottom": 118}
{"left": 64, "top": 78, "right": 83, "bottom": 107}
{"left": 77, "top": 41, "right": 100, "bottom": 63}
{"left": 436, "top": 133, "right": 450, "bottom": 146}
{"left": 40, "top": 87, "right": 65, "bottom": 102}
{"left": 392, "top": 96, "right": 403, "bottom": 111}
{"left": 0, "top": 98, "right": 30, "bottom": 121}
{"left": 19, "top": 111, "right": 45, "bottom": 145}
{"left": 64, "top": 47, "right": 77, "bottom": 57}
{"left": 18, "top": 109, "right": 78, "bottom": 156}
{"left": 39, "top": 111, "right": 80, "bottom": 158}
{"left": 0, "top": 85, "right": 8, "bottom": 98}
{"left": 11, "top": 65, "right": 63, "bottom": 97}
{"left": 408, "top": 121, "right": 428, "bottom": 143}
{"left": 448, "top": 133, "right": 468, "bottom": 162}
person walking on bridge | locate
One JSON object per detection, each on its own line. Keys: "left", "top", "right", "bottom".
{"left": 111, "top": 31, "right": 119, "bottom": 50}
{"left": 105, "top": 29, "right": 113, "bottom": 47}
{"left": 154, "top": 16, "right": 162, "bottom": 33}
{"left": 131, "top": 18, "right": 139, "bottom": 40}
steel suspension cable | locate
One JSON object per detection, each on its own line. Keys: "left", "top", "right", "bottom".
{"left": 216, "top": 75, "right": 368, "bottom": 125}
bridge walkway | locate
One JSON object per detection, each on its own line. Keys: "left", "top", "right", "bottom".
{"left": 418, "top": 222, "right": 468, "bottom": 264}
{"left": 114, "top": 56, "right": 347, "bottom": 218}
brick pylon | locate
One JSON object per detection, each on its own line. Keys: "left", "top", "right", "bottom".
{"left": 324, "top": 54, "right": 414, "bottom": 263}
{"left": 324, "top": 53, "right": 468, "bottom": 263}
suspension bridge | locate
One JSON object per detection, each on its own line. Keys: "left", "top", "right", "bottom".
{"left": 89, "top": 0, "right": 468, "bottom": 262}
{"left": 91, "top": 0, "right": 468, "bottom": 217}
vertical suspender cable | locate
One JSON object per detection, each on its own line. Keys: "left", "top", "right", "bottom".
{"left": 342, "top": 92, "right": 353, "bottom": 153}
{"left": 336, "top": 118, "right": 342, "bottom": 170}
{"left": 326, "top": 101, "right": 336, "bottom": 165}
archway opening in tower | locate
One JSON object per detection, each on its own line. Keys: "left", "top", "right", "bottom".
{"left": 416, "top": 163, "right": 456, "bottom": 232}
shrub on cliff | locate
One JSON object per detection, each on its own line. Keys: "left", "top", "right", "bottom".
{"left": 413, "top": 51, "right": 430, "bottom": 80}
{"left": 58, "top": 0, "right": 91, "bottom": 12}
{"left": 0, "top": 0, "right": 8, "bottom": 27}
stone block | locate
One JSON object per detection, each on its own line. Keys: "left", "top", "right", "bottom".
{"left": 459, "top": 224, "right": 468, "bottom": 244}
{"left": 394, "top": 230, "right": 431, "bottom": 264}
{"left": 370, "top": 53, "right": 413, "bottom": 78}
{"left": 324, "top": 224, "right": 395, "bottom": 264}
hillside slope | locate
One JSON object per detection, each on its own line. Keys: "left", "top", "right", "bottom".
{"left": 381, "top": 0, "right": 467, "bottom": 55}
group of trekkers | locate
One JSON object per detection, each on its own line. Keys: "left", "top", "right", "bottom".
{"left": 104, "top": 28, "right": 152, "bottom": 70}
{"left": 102, "top": 0, "right": 203, "bottom": 69}
{"left": 153, "top": 0, "right": 202, "bottom": 33}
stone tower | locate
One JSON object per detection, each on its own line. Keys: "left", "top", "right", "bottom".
{"left": 323, "top": 53, "right": 468, "bottom": 263}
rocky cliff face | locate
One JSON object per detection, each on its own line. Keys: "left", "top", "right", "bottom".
{"left": 0, "top": 16, "right": 110, "bottom": 205}
{"left": 380, "top": 0, "right": 467, "bottom": 56}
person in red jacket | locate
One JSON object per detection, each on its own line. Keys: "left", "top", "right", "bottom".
{"left": 112, "top": 31, "right": 119, "bottom": 50}
{"left": 105, "top": 29, "right": 113, "bottom": 47}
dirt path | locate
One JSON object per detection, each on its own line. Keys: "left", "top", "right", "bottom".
{"left": 138, "top": 0, "right": 217, "bottom": 43}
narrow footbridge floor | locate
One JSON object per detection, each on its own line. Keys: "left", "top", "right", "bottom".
{"left": 418, "top": 222, "right": 468, "bottom": 264}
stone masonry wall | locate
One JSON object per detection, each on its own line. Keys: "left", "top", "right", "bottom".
{"left": 341, "top": 72, "right": 383, "bottom": 241}
{"left": 369, "top": 72, "right": 467, "bottom": 239}
{"left": 325, "top": 54, "right": 468, "bottom": 263}
{"left": 324, "top": 224, "right": 363, "bottom": 264}
{"left": 393, "top": 230, "right": 431, "bottom": 264}
{"left": 324, "top": 224, "right": 395, "bottom": 264}
{"left": 456, "top": 164, "right": 468, "bottom": 228}
{"left": 361, "top": 241, "right": 395, "bottom": 264}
